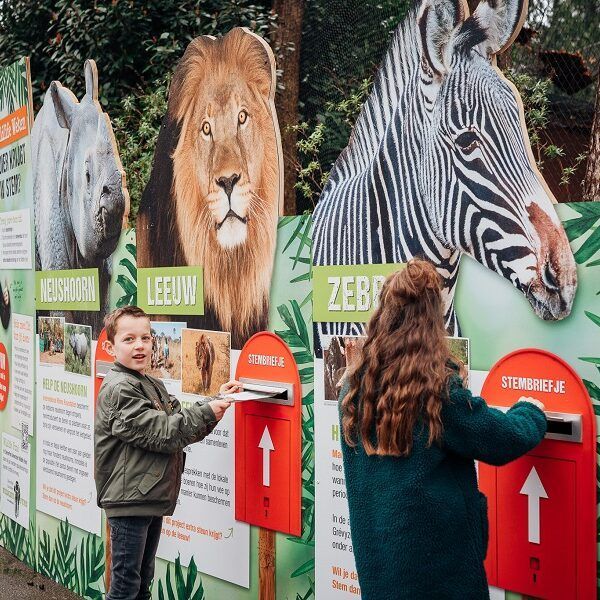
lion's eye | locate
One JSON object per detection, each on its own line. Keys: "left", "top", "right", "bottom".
{"left": 238, "top": 110, "right": 248, "bottom": 125}
{"left": 201, "top": 121, "right": 211, "bottom": 137}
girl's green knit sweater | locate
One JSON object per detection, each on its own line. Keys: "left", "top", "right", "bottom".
{"left": 339, "top": 376, "right": 547, "bottom": 600}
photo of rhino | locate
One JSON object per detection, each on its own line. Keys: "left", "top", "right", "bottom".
{"left": 32, "top": 60, "right": 129, "bottom": 338}
{"left": 64, "top": 323, "right": 91, "bottom": 377}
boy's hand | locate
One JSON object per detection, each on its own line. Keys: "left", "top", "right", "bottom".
{"left": 518, "top": 396, "right": 545, "bottom": 411}
{"left": 219, "top": 380, "right": 243, "bottom": 396}
{"left": 208, "top": 399, "right": 232, "bottom": 422}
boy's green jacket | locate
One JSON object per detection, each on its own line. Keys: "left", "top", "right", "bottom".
{"left": 94, "top": 362, "right": 217, "bottom": 518}
{"left": 339, "top": 375, "right": 547, "bottom": 600}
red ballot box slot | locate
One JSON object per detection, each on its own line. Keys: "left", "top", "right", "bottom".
{"left": 235, "top": 332, "right": 301, "bottom": 536}
{"left": 479, "top": 349, "right": 595, "bottom": 599}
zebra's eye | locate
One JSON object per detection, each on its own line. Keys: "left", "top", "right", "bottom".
{"left": 455, "top": 131, "right": 480, "bottom": 152}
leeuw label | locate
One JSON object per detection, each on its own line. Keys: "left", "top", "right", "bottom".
{"left": 138, "top": 266, "right": 204, "bottom": 315}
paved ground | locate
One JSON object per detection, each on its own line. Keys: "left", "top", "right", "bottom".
{"left": 0, "top": 546, "right": 81, "bottom": 599}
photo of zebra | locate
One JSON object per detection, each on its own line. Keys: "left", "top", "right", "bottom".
{"left": 312, "top": 0, "right": 577, "bottom": 345}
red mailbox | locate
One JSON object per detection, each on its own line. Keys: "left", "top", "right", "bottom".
{"left": 93, "top": 328, "right": 113, "bottom": 412}
{"left": 479, "top": 348, "right": 595, "bottom": 599}
{"left": 234, "top": 332, "right": 301, "bottom": 536}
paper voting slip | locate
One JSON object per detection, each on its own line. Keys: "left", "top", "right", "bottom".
{"left": 225, "top": 382, "right": 283, "bottom": 402}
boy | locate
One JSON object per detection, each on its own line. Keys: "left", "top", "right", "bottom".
{"left": 94, "top": 306, "right": 237, "bottom": 600}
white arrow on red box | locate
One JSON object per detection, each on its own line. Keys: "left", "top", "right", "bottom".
{"left": 259, "top": 426, "right": 274, "bottom": 487}
{"left": 519, "top": 466, "right": 548, "bottom": 544}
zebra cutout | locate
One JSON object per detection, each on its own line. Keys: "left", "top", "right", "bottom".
{"left": 312, "top": 0, "right": 577, "bottom": 349}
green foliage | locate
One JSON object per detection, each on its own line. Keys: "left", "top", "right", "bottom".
{"left": 293, "top": 80, "right": 372, "bottom": 207}
{"left": 562, "top": 203, "right": 600, "bottom": 268}
{"left": 296, "top": 0, "right": 409, "bottom": 212}
{"left": 0, "top": 0, "right": 273, "bottom": 113}
{"left": 113, "top": 81, "right": 169, "bottom": 223}
{"left": 0, "top": 514, "right": 36, "bottom": 567}
{"left": 274, "top": 215, "right": 315, "bottom": 599}
{"left": 37, "top": 520, "right": 104, "bottom": 599}
{"left": 506, "top": 70, "right": 588, "bottom": 188}
{"left": 157, "top": 555, "right": 205, "bottom": 600}
{"left": 116, "top": 241, "right": 137, "bottom": 307}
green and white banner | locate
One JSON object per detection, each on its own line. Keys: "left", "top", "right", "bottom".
{"left": 313, "top": 263, "right": 403, "bottom": 322}
{"left": 137, "top": 266, "right": 204, "bottom": 315}
{"left": 35, "top": 269, "right": 100, "bottom": 311}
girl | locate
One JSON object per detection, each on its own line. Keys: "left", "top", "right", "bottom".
{"left": 339, "top": 258, "right": 546, "bottom": 600}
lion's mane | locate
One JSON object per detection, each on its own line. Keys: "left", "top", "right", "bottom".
{"left": 137, "top": 28, "right": 282, "bottom": 348}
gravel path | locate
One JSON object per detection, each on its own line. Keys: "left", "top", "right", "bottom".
{"left": 0, "top": 546, "right": 82, "bottom": 599}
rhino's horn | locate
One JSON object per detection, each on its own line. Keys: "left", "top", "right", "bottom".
{"left": 84, "top": 59, "right": 98, "bottom": 101}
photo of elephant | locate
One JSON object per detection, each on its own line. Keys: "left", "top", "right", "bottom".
{"left": 64, "top": 323, "right": 91, "bottom": 377}
{"left": 32, "top": 59, "right": 129, "bottom": 338}
{"left": 181, "top": 329, "right": 230, "bottom": 396}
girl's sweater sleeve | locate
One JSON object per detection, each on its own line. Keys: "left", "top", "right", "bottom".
{"left": 442, "top": 381, "right": 547, "bottom": 466}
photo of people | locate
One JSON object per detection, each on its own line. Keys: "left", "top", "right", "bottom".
{"left": 38, "top": 317, "right": 65, "bottom": 366}
{"left": 64, "top": 323, "right": 92, "bottom": 377}
{"left": 146, "top": 321, "right": 185, "bottom": 381}
{"left": 324, "top": 336, "right": 365, "bottom": 401}
{"left": 181, "top": 329, "right": 230, "bottom": 396}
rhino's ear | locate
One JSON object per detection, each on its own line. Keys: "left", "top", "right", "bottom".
{"left": 418, "top": 0, "right": 467, "bottom": 81}
{"left": 461, "top": 0, "right": 526, "bottom": 58}
{"left": 50, "top": 82, "right": 77, "bottom": 130}
{"left": 84, "top": 60, "right": 99, "bottom": 101}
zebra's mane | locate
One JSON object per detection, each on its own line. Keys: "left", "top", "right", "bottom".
{"left": 342, "top": 3, "right": 421, "bottom": 169}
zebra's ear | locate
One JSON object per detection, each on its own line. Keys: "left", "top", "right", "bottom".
{"left": 417, "top": 0, "right": 467, "bottom": 81}
{"left": 466, "top": 0, "right": 527, "bottom": 57}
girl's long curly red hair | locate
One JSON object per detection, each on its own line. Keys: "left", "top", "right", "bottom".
{"left": 341, "top": 258, "right": 453, "bottom": 456}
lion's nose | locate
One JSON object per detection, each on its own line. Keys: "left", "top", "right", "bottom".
{"left": 216, "top": 173, "right": 240, "bottom": 198}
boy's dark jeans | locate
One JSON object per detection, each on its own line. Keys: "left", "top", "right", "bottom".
{"left": 106, "top": 515, "right": 163, "bottom": 600}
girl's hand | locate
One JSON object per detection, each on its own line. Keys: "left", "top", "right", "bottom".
{"left": 208, "top": 399, "right": 232, "bottom": 421}
{"left": 219, "top": 380, "right": 243, "bottom": 396}
{"left": 518, "top": 396, "right": 545, "bottom": 411}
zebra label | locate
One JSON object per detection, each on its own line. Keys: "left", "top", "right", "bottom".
{"left": 313, "top": 264, "right": 403, "bottom": 322}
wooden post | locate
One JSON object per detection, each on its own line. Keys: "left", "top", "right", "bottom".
{"left": 259, "top": 528, "right": 276, "bottom": 600}
{"left": 271, "top": 0, "right": 305, "bottom": 216}
{"left": 105, "top": 520, "right": 112, "bottom": 593}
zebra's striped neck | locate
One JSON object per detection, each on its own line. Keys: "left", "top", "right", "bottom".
{"left": 342, "top": 12, "right": 421, "bottom": 171}
{"left": 312, "top": 4, "right": 462, "bottom": 337}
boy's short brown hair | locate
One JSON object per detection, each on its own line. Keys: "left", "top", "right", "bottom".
{"left": 104, "top": 306, "right": 149, "bottom": 342}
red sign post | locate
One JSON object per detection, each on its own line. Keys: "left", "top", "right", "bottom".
{"left": 479, "top": 348, "right": 595, "bottom": 599}
{"left": 235, "top": 332, "right": 302, "bottom": 536}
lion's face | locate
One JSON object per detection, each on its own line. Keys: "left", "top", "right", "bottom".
{"left": 171, "top": 29, "right": 280, "bottom": 260}
{"left": 193, "top": 80, "right": 272, "bottom": 249}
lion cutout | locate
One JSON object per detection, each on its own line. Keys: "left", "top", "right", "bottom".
{"left": 137, "top": 28, "right": 283, "bottom": 348}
